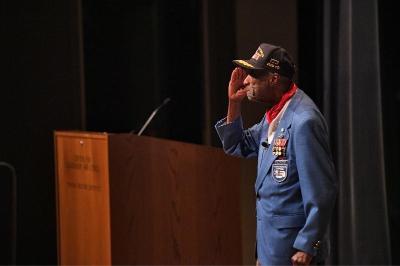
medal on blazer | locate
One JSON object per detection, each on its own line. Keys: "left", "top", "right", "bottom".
{"left": 272, "top": 137, "right": 287, "bottom": 158}
{"left": 271, "top": 132, "right": 289, "bottom": 182}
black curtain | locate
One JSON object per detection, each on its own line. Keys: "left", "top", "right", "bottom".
{"left": 379, "top": 0, "right": 400, "bottom": 264}
{"left": 322, "top": 0, "right": 391, "bottom": 264}
{"left": 83, "top": 0, "right": 203, "bottom": 144}
{"left": 1, "top": 0, "right": 85, "bottom": 264}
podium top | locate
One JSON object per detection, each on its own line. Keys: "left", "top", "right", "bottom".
{"left": 54, "top": 131, "right": 108, "bottom": 139}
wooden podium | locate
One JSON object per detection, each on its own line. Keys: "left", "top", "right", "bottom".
{"left": 54, "top": 131, "right": 242, "bottom": 265}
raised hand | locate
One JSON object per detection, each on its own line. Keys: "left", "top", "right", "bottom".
{"left": 228, "top": 67, "right": 249, "bottom": 103}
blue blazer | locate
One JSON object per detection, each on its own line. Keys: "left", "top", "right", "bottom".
{"left": 215, "top": 89, "right": 338, "bottom": 265}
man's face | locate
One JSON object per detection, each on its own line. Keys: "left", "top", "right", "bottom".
{"left": 244, "top": 72, "right": 277, "bottom": 107}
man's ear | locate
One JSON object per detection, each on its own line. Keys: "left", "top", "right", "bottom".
{"left": 271, "top": 73, "right": 279, "bottom": 86}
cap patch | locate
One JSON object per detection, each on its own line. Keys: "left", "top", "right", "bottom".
{"left": 266, "top": 58, "right": 280, "bottom": 70}
{"left": 252, "top": 47, "right": 264, "bottom": 60}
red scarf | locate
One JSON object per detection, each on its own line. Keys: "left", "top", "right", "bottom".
{"left": 266, "top": 83, "right": 297, "bottom": 123}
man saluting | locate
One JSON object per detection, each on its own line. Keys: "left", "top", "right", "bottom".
{"left": 215, "top": 43, "right": 338, "bottom": 266}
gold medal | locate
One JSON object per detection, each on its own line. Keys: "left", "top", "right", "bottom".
{"left": 273, "top": 138, "right": 288, "bottom": 158}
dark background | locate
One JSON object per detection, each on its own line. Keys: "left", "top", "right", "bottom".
{"left": 1, "top": 0, "right": 398, "bottom": 264}
{"left": 379, "top": 1, "right": 400, "bottom": 264}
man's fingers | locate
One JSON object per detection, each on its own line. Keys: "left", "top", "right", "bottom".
{"left": 292, "top": 255, "right": 309, "bottom": 266}
{"left": 229, "top": 88, "right": 248, "bottom": 102}
{"left": 291, "top": 252, "right": 311, "bottom": 266}
{"left": 236, "top": 88, "right": 248, "bottom": 96}
{"left": 291, "top": 259, "right": 304, "bottom": 266}
{"left": 231, "top": 67, "right": 247, "bottom": 82}
{"left": 237, "top": 68, "right": 248, "bottom": 81}
{"left": 231, "top": 67, "right": 241, "bottom": 79}
{"left": 291, "top": 255, "right": 303, "bottom": 266}
{"left": 228, "top": 67, "right": 249, "bottom": 102}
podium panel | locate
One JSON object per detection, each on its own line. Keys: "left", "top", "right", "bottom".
{"left": 54, "top": 131, "right": 242, "bottom": 265}
{"left": 55, "top": 132, "right": 111, "bottom": 265}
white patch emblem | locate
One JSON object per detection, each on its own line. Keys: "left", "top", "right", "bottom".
{"left": 272, "top": 160, "right": 288, "bottom": 183}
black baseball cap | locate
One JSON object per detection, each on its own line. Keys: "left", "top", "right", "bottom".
{"left": 233, "top": 43, "right": 295, "bottom": 79}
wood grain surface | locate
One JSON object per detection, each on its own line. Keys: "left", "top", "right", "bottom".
{"left": 55, "top": 131, "right": 111, "bottom": 265}
{"left": 55, "top": 132, "right": 242, "bottom": 265}
{"left": 108, "top": 134, "right": 242, "bottom": 265}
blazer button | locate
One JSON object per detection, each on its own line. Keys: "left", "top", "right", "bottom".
{"left": 313, "top": 240, "right": 321, "bottom": 249}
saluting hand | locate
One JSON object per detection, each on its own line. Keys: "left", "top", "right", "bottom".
{"left": 228, "top": 67, "right": 249, "bottom": 103}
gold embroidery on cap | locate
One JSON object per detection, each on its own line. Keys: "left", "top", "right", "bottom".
{"left": 266, "top": 58, "right": 280, "bottom": 70}
{"left": 252, "top": 47, "right": 264, "bottom": 60}
{"left": 235, "top": 60, "right": 255, "bottom": 68}
{"left": 270, "top": 59, "right": 279, "bottom": 65}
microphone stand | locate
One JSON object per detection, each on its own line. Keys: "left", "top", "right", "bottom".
{"left": 132, "top": 97, "right": 171, "bottom": 135}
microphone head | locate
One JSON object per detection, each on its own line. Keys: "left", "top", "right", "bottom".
{"left": 163, "top": 97, "right": 171, "bottom": 105}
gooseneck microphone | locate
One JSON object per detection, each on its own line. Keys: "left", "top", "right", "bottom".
{"left": 133, "top": 97, "right": 171, "bottom": 136}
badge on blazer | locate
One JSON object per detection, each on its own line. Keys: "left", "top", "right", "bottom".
{"left": 272, "top": 137, "right": 287, "bottom": 158}
{"left": 272, "top": 159, "right": 288, "bottom": 183}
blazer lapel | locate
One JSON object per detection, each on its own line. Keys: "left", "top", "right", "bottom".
{"left": 255, "top": 89, "right": 304, "bottom": 193}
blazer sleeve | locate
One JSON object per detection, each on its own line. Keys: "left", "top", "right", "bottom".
{"left": 292, "top": 113, "right": 338, "bottom": 256}
{"left": 214, "top": 116, "right": 264, "bottom": 158}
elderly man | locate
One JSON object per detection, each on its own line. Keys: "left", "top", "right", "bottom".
{"left": 215, "top": 43, "right": 337, "bottom": 265}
